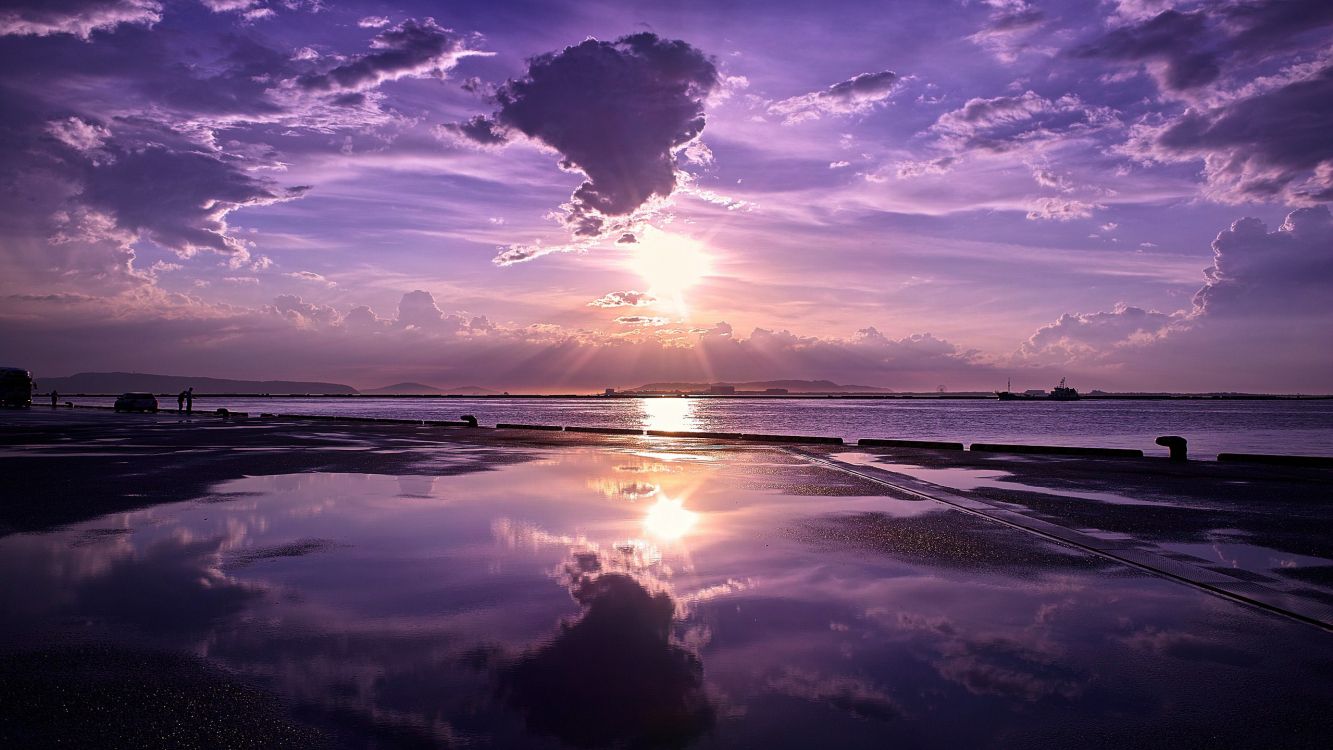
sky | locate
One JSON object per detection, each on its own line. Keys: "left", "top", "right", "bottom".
{"left": 0, "top": 0, "right": 1330, "bottom": 392}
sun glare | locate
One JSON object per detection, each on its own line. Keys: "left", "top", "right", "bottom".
{"left": 642, "top": 495, "right": 699, "bottom": 541}
{"left": 630, "top": 228, "right": 711, "bottom": 316}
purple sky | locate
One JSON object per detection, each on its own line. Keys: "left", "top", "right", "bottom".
{"left": 1, "top": 0, "right": 1330, "bottom": 392}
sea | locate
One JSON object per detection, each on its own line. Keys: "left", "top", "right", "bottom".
{"left": 69, "top": 395, "right": 1333, "bottom": 458}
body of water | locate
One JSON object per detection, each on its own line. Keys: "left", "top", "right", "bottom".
{"left": 70, "top": 396, "right": 1333, "bottom": 457}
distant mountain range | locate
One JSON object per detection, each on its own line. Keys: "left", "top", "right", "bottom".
{"left": 630, "top": 379, "right": 894, "bottom": 393}
{"left": 361, "top": 382, "right": 499, "bottom": 396}
{"left": 37, "top": 372, "right": 358, "bottom": 395}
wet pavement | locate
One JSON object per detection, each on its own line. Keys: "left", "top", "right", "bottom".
{"left": 2, "top": 409, "right": 1333, "bottom": 748}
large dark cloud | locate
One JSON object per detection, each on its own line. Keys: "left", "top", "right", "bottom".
{"left": 1194, "top": 205, "right": 1333, "bottom": 315}
{"left": 0, "top": 0, "right": 161, "bottom": 40}
{"left": 457, "top": 33, "right": 719, "bottom": 238}
{"left": 1129, "top": 62, "right": 1333, "bottom": 203}
{"left": 1077, "top": 1, "right": 1333, "bottom": 92}
{"left": 298, "top": 18, "right": 479, "bottom": 94}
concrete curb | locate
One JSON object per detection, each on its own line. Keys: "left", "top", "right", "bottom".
{"left": 859, "top": 438, "right": 965, "bottom": 450}
{"left": 495, "top": 423, "right": 563, "bottom": 431}
{"left": 738, "top": 433, "right": 843, "bottom": 445}
{"left": 969, "top": 443, "right": 1144, "bottom": 458}
{"left": 646, "top": 429, "right": 744, "bottom": 439}
{"left": 1217, "top": 453, "right": 1333, "bottom": 468}
{"left": 564, "top": 426, "right": 644, "bottom": 435}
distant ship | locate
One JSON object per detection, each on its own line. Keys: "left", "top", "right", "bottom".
{"left": 995, "top": 378, "right": 1080, "bottom": 401}
{"left": 1049, "top": 377, "right": 1080, "bottom": 401}
{"left": 995, "top": 379, "right": 1030, "bottom": 400}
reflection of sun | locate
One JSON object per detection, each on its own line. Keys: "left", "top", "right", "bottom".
{"left": 642, "top": 495, "right": 698, "bottom": 541}
{"left": 641, "top": 397, "right": 697, "bottom": 433}
{"left": 630, "top": 227, "right": 711, "bottom": 316}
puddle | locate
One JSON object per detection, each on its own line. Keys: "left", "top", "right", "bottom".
{"left": 832, "top": 452, "right": 1189, "bottom": 507}
{"left": 2, "top": 446, "right": 1332, "bottom": 747}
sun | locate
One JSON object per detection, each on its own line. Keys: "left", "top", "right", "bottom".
{"left": 629, "top": 227, "right": 711, "bottom": 316}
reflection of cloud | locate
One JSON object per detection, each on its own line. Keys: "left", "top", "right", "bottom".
{"left": 503, "top": 571, "right": 714, "bottom": 747}
{"left": 896, "top": 611, "right": 1085, "bottom": 701}
{"left": 767, "top": 667, "right": 901, "bottom": 721}
{"left": 72, "top": 535, "right": 261, "bottom": 635}
{"left": 585, "top": 478, "right": 660, "bottom": 501}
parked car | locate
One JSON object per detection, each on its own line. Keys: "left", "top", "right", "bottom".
{"left": 114, "top": 392, "right": 158, "bottom": 413}
{"left": 0, "top": 367, "right": 34, "bottom": 407}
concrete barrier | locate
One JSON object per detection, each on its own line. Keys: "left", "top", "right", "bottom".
{"left": 495, "top": 423, "right": 563, "bottom": 431}
{"left": 969, "top": 443, "right": 1143, "bottom": 458}
{"left": 858, "top": 438, "right": 965, "bottom": 450}
{"left": 565, "top": 426, "right": 644, "bottom": 435}
{"left": 739, "top": 433, "right": 844, "bottom": 445}
{"left": 1217, "top": 453, "right": 1333, "bottom": 468}
{"left": 425, "top": 419, "right": 481, "bottom": 427}
{"left": 646, "top": 429, "right": 745, "bottom": 439}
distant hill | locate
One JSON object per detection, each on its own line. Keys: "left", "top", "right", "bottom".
{"left": 361, "top": 382, "right": 444, "bottom": 395}
{"left": 630, "top": 379, "right": 894, "bottom": 393}
{"left": 440, "top": 385, "right": 501, "bottom": 396}
{"left": 38, "top": 372, "right": 358, "bottom": 395}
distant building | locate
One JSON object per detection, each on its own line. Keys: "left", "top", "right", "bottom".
{"left": 706, "top": 384, "right": 735, "bottom": 395}
{"left": 763, "top": 388, "right": 789, "bottom": 395}
{"left": 604, "top": 388, "right": 616, "bottom": 396}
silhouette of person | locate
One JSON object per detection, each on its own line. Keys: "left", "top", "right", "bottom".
{"left": 177, "top": 391, "right": 186, "bottom": 413}
{"left": 185, "top": 387, "right": 193, "bottom": 414}
{"left": 50, "top": 390, "right": 58, "bottom": 408}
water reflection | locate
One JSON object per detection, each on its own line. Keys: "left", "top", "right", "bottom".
{"left": 505, "top": 562, "right": 714, "bottom": 748}
{"left": 643, "top": 496, "right": 699, "bottom": 541}
{"left": 4, "top": 445, "right": 1333, "bottom": 747}
{"left": 641, "top": 397, "right": 699, "bottom": 432}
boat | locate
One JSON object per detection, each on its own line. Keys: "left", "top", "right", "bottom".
{"left": 995, "top": 379, "right": 1029, "bottom": 400}
{"left": 1049, "top": 377, "right": 1080, "bottom": 401}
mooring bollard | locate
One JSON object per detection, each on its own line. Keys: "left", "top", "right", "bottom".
{"left": 460, "top": 414, "right": 479, "bottom": 427}
{"left": 215, "top": 408, "right": 230, "bottom": 419}
{"left": 1156, "top": 435, "right": 1187, "bottom": 462}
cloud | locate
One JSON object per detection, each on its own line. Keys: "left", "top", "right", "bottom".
{"left": 457, "top": 33, "right": 719, "bottom": 238}
{"left": 768, "top": 71, "right": 899, "bottom": 124}
{"left": 1076, "top": 1, "right": 1333, "bottom": 93}
{"left": 72, "top": 139, "right": 306, "bottom": 258}
{"left": 285, "top": 271, "right": 335, "bottom": 287}
{"left": 1021, "top": 304, "right": 1182, "bottom": 362}
{"left": 968, "top": 1, "right": 1047, "bottom": 63}
{"left": 1123, "top": 61, "right": 1333, "bottom": 203}
{"left": 0, "top": 0, "right": 161, "bottom": 39}
{"left": 1019, "top": 206, "right": 1333, "bottom": 386}
{"left": 614, "top": 315, "right": 670, "bottom": 326}
{"left": 1194, "top": 205, "right": 1333, "bottom": 316}
{"left": 931, "top": 91, "right": 1116, "bottom": 154}
{"left": 492, "top": 241, "right": 588, "bottom": 266}
{"left": 268, "top": 294, "right": 341, "bottom": 327}
{"left": 1025, "top": 197, "right": 1099, "bottom": 221}
{"left": 589, "top": 290, "right": 656, "bottom": 308}
{"left": 1076, "top": 9, "right": 1219, "bottom": 91}
{"left": 357, "top": 15, "right": 390, "bottom": 29}
{"left": 297, "top": 18, "right": 484, "bottom": 94}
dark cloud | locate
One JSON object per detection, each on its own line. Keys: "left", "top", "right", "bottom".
{"left": 74, "top": 139, "right": 302, "bottom": 257}
{"left": 459, "top": 33, "right": 719, "bottom": 237}
{"left": 0, "top": 0, "right": 161, "bottom": 40}
{"left": 298, "top": 18, "right": 479, "bottom": 93}
{"left": 768, "top": 70, "right": 899, "bottom": 123}
{"left": 503, "top": 572, "right": 714, "bottom": 748}
{"left": 1077, "top": 9, "right": 1219, "bottom": 91}
{"left": 1194, "top": 205, "right": 1333, "bottom": 315}
{"left": 437, "top": 114, "right": 508, "bottom": 146}
{"left": 1077, "top": 1, "right": 1333, "bottom": 92}
{"left": 1128, "top": 62, "right": 1333, "bottom": 203}
{"left": 588, "top": 290, "right": 655, "bottom": 308}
